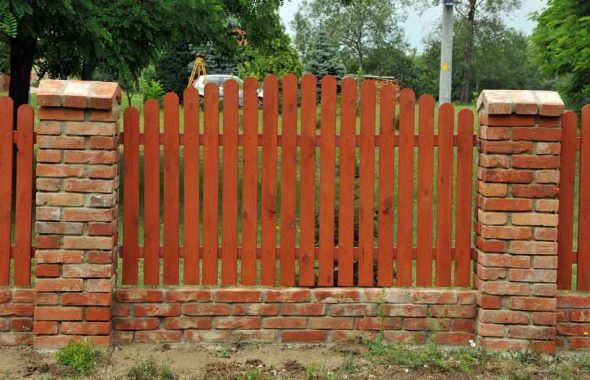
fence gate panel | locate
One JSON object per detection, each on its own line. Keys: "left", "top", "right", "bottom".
{"left": 119, "top": 75, "right": 476, "bottom": 288}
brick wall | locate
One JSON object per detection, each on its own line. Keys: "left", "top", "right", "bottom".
{"left": 0, "top": 290, "right": 34, "bottom": 345}
{"left": 557, "top": 294, "right": 590, "bottom": 349}
{"left": 112, "top": 288, "right": 476, "bottom": 345}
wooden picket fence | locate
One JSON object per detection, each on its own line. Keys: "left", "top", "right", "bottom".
{"left": 558, "top": 105, "right": 590, "bottom": 291}
{"left": 0, "top": 97, "right": 34, "bottom": 286}
{"left": 120, "top": 74, "right": 476, "bottom": 287}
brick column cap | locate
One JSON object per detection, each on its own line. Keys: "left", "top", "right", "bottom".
{"left": 37, "top": 79, "right": 121, "bottom": 110}
{"left": 477, "top": 90, "right": 564, "bottom": 117}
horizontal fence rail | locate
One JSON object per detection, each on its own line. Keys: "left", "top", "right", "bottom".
{"left": 120, "top": 74, "right": 476, "bottom": 288}
{"left": 0, "top": 97, "right": 34, "bottom": 287}
{"left": 558, "top": 105, "right": 590, "bottom": 291}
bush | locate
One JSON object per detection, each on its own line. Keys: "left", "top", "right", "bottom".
{"left": 139, "top": 75, "right": 165, "bottom": 104}
{"left": 55, "top": 341, "right": 103, "bottom": 375}
{"left": 127, "top": 356, "right": 175, "bottom": 380}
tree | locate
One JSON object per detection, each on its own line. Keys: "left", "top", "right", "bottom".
{"left": 531, "top": 0, "right": 590, "bottom": 109}
{"left": 293, "top": 0, "right": 407, "bottom": 72}
{"left": 304, "top": 29, "right": 345, "bottom": 79}
{"left": 418, "top": 17, "right": 550, "bottom": 100}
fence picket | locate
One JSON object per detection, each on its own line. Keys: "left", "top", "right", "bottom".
{"left": 183, "top": 88, "right": 200, "bottom": 285}
{"left": 299, "top": 74, "right": 317, "bottom": 286}
{"left": 455, "top": 109, "right": 474, "bottom": 287}
{"left": 397, "top": 89, "right": 416, "bottom": 287}
{"left": 377, "top": 84, "right": 395, "bottom": 287}
{"left": 0, "top": 97, "right": 12, "bottom": 285}
{"left": 261, "top": 75, "right": 279, "bottom": 286}
{"left": 435, "top": 103, "right": 454, "bottom": 287}
{"left": 222, "top": 80, "right": 239, "bottom": 285}
{"left": 203, "top": 83, "right": 220, "bottom": 285}
{"left": 416, "top": 95, "right": 435, "bottom": 287}
{"left": 143, "top": 100, "right": 161, "bottom": 285}
{"left": 163, "top": 93, "right": 180, "bottom": 285}
{"left": 13, "top": 105, "right": 33, "bottom": 286}
{"left": 358, "top": 80, "right": 376, "bottom": 286}
{"left": 241, "top": 78, "right": 259, "bottom": 285}
{"left": 319, "top": 76, "right": 337, "bottom": 286}
{"left": 578, "top": 105, "right": 590, "bottom": 290}
{"left": 280, "top": 74, "right": 298, "bottom": 286}
{"left": 123, "top": 107, "right": 140, "bottom": 285}
{"left": 337, "top": 77, "right": 356, "bottom": 287}
{"left": 557, "top": 112, "right": 577, "bottom": 290}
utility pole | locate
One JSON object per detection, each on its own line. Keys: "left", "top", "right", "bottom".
{"left": 439, "top": 0, "right": 454, "bottom": 104}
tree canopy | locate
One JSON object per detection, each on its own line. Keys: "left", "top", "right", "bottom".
{"left": 531, "top": 0, "right": 590, "bottom": 109}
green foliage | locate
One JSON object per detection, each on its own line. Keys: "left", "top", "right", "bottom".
{"left": 306, "top": 362, "right": 318, "bottom": 380}
{"left": 127, "top": 356, "right": 175, "bottom": 380}
{"left": 139, "top": 76, "right": 165, "bottom": 104}
{"left": 0, "top": 1, "right": 32, "bottom": 37}
{"left": 304, "top": 29, "right": 345, "bottom": 79}
{"left": 55, "top": 341, "right": 103, "bottom": 375}
{"left": 532, "top": 0, "right": 590, "bottom": 109}
{"left": 239, "top": 34, "right": 302, "bottom": 80}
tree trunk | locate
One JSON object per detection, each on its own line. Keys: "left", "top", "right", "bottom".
{"left": 460, "top": 0, "right": 477, "bottom": 103}
{"left": 9, "top": 32, "right": 36, "bottom": 126}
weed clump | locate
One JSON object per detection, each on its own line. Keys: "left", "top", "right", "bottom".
{"left": 127, "top": 356, "right": 175, "bottom": 380}
{"left": 55, "top": 341, "right": 103, "bottom": 375}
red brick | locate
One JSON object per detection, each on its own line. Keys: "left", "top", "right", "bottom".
{"left": 38, "top": 107, "right": 85, "bottom": 121}
{"left": 314, "top": 289, "right": 360, "bottom": 303}
{"left": 330, "top": 304, "right": 377, "bottom": 316}
{"left": 512, "top": 185, "right": 559, "bottom": 198}
{"left": 36, "top": 164, "right": 85, "bottom": 178}
{"left": 37, "top": 136, "right": 85, "bottom": 149}
{"left": 61, "top": 322, "right": 110, "bottom": 335}
{"left": 281, "top": 330, "right": 326, "bottom": 343}
{"left": 479, "top": 295, "right": 502, "bottom": 309}
{"left": 114, "top": 290, "right": 163, "bottom": 303}
{"left": 182, "top": 304, "right": 231, "bottom": 316}
{"left": 308, "top": 317, "right": 353, "bottom": 330}
{"left": 512, "top": 127, "right": 561, "bottom": 141}
{"left": 510, "top": 297, "right": 556, "bottom": 311}
{"left": 479, "top": 113, "right": 536, "bottom": 127}
{"left": 476, "top": 238, "right": 507, "bottom": 253}
{"left": 34, "top": 235, "right": 61, "bottom": 249}
{"left": 213, "top": 317, "right": 261, "bottom": 329}
{"left": 37, "top": 193, "right": 84, "bottom": 207}
{"left": 113, "top": 318, "right": 159, "bottom": 330}
{"left": 36, "top": 279, "right": 83, "bottom": 292}
{"left": 64, "top": 208, "right": 114, "bottom": 222}
{"left": 481, "top": 281, "right": 529, "bottom": 296}
{"left": 383, "top": 331, "right": 427, "bottom": 343}
{"left": 90, "top": 109, "right": 120, "bottom": 122}
{"left": 535, "top": 200, "right": 559, "bottom": 212}
{"left": 265, "top": 289, "right": 310, "bottom": 303}
{"left": 479, "top": 310, "right": 529, "bottom": 324}
{"left": 403, "top": 318, "right": 450, "bottom": 331}
{"left": 478, "top": 253, "right": 529, "bottom": 268}
{"left": 63, "top": 293, "right": 112, "bottom": 306}
{"left": 11, "top": 318, "right": 32, "bottom": 332}
{"left": 64, "top": 179, "right": 115, "bottom": 193}
{"left": 165, "top": 290, "right": 212, "bottom": 303}
{"left": 479, "top": 126, "right": 509, "bottom": 140}
{"left": 164, "top": 317, "right": 212, "bottom": 330}
{"left": 536, "top": 142, "right": 561, "bottom": 155}
{"left": 531, "top": 284, "right": 557, "bottom": 297}
{"left": 87, "top": 279, "right": 113, "bottom": 293}
{"left": 411, "top": 290, "right": 457, "bottom": 304}
{"left": 477, "top": 265, "right": 507, "bottom": 280}
{"left": 480, "top": 141, "right": 532, "bottom": 154}
{"left": 37, "top": 150, "right": 63, "bottom": 163}
{"left": 34, "top": 321, "right": 58, "bottom": 335}
{"left": 37, "top": 121, "right": 62, "bottom": 135}
{"left": 87, "top": 251, "right": 114, "bottom": 264}
{"left": 570, "top": 310, "right": 590, "bottom": 322}
{"left": 558, "top": 294, "right": 590, "bottom": 308}
{"left": 36, "top": 178, "right": 62, "bottom": 191}
{"left": 479, "top": 154, "right": 510, "bottom": 168}
{"left": 383, "top": 304, "right": 428, "bottom": 317}
{"left": 532, "top": 312, "right": 556, "bottom": 326}
{"left": 134, "top": 304, "right": 180, "bottom": 317}
{"left": 479, "top": 169, "right": 533, "bottom": 184}
{"left": 262, "top": 317, "right": 307, "bottom": 329}
{"left": 0, "top": 333, "right": 33, "bottom": 346}
{"left": 64, "top": 122, "right": 117, "bottom": 136}
{"left": 478, "top": 197, "right": 532, "bottom": 212}
{"left": 509, "top": 241, "right": 556, "bottom": 255}
{"left": 64, "top": 150, "right": 119, "bottom": 164}
{"left": 35, "top": 264, "right": 60, "bottom": 278}
{"left": 89, "top": 136, "right": 118, "bottom": 149}
{"left": 512, "top": 155, "right": 559, "bottom": 169}
{"left": 535, "top": 170, "right": 560, "bottom": 184}
{"left": 135, "top": 330, "right": 182, "bottom": 343}
{"left": 35, "top": 293, "right": 60, "bottom": 305}
{"left": 0, "top": 304, "right": 34, "bottom": 317}
{"left": 36, "top": 207, "right": 61, "bottom": 221}
{"left": 232, "top": 304, "right": 279, "bottom": 316}
{"left": 215, "top": 289, "right": 261, "bottom": 302}
{"left": 508, "top": 326, "right": 555, "bottom": 340}
{"left": 62, "top": 236, "right": 115, "bottom": 250}
{"left": 62, "top": 264, "right": 112, "bottom": 278}
{"left": 481, "top": 226, "right": 532, "bottom": 240}
{"left": 35, "top": 307, "right": 83, "bottom": 321}
{"left": 433, "top": 332, "right": 474, "bottom": 345}
{"left": 534, "top": 227, "right": 558, "bottom": 241}
{"left": 86, "top": 308, "right": 111, "bottom": 321}
{"left": 509, "top": 269, "right": 556, "bottom": 283}
{"left": 478, "top": 183, "right": 508, "bottom": 197}
{"left": 88, "top": 165, "right": 118, "bottom": 179}
{"left": 282, "top": 303, "right": 325, "bottom": 316}
{"left": 477, "top": 322, "right": 504, "bottom": 337}
{"left": 512, "top": 213, "right": 558, "bottom": 227}
{"left": 354, "top": 317, "right": 402, "bottom": 330}
{"left": 430, "top": 305, "right": 477, "bottom": 318}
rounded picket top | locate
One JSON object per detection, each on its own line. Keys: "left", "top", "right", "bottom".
{"left": 183, "top": 86, "right": 199, "bottom": 105}
{"left": 458, "top": 108, "right": 475, "bottom": 134}
{"left": 204, "top": 81, "right": 219, "bottom": 98}
{"left": 399, "top": 87, "right": 416, "bottom": 103}
{"left": 301, "top": 73, "right": 317, "bottom": 94}
{"left": 321, "top": 75, "right": 337, "bottom": 86}
{"left": 418, "top": 93, "right": 436, "bottom": 108}
{"left": 439, "top": 101, "right": 455, "bottom": 117}
{"left": 282, "top": 72, "right": 297, "bottom": 86}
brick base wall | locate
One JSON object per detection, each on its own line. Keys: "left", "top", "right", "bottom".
{"left": 112, "top": 288, "right": 477, "bottom": 345}
{"left": 557, "top": 293, "right": 590, "bottom": 349}
{"left": 0, "top": 289, "right": 35, "bottom": 345}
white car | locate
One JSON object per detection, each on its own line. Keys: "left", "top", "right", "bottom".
{"left": 193, "top": 74, "right": 263, "bottom": 107}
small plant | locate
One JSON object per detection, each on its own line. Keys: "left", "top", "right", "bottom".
{"left": 55, "top": 341, "right": 103, "bottom": 375}
{"left": 127, "top": 356, "right": 175, "bottom": 380}
{"left": 139, "top": 73, "right": 165, "bottom": 104}
{"left": 241, "top": 368, "right": 263, "bottom": 380}
{"left": 306, "top": 362, "right": 318, "bottom": 380}
{"left": 341, "top": 357, "right": 358, "bottom": 373}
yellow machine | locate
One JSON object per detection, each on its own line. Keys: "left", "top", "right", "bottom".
{"left": 187, "top": 52, "right": 207, "bottom": 88}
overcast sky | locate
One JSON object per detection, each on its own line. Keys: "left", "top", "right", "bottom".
{"left": 279, "top": 0, "right": 548, "bottom": 52}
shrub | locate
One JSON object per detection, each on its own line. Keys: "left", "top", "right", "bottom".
{"left": 127, "top": 356, "right": 175, "bottom": 380}
{"left": 55, "top": 341, "right": 103, "bottom": 375}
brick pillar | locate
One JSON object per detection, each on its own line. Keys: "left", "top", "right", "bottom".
{"left": 34, "top": 80, "right": 121, "bottom": 348}
{"left": 474, "top": 90, "right": 564, "bottom": 353}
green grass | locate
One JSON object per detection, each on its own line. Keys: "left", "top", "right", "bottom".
{"left": 55, "top": 341, "right": 104, "bottom": 376}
